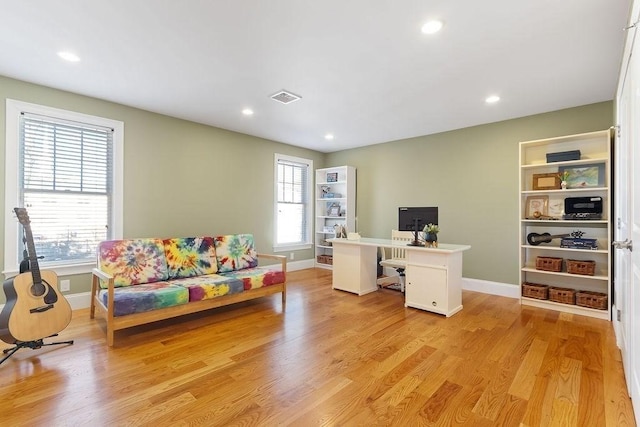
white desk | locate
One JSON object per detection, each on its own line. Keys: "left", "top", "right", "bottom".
{"left": 328, "top": 238, "right": 471, "bottom": 317}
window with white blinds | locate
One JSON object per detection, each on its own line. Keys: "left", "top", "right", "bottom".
{"left": 274, "top": 154, "right": 312, "bottom": 250}
{"left": 19, "top": 113, "right": 112, "bottom": 265}
{"left": 4, "top": 99, "right": 124, "bottom": 275}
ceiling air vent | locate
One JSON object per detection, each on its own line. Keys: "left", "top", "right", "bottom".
{"left": 270, "top": 90, "right": 301, "bottom": 104}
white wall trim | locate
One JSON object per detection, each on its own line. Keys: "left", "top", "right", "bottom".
{"left": 0, "top": 291, "right": 92, "bottom": 313}
{"left": 382, "top": 268, "right": 520, "bottom": 299}
{"left": 287, "top": 259, "right": 315, "bottom": 271}
{"left": 0, "top": 268, "right": 517, "bottom": 313}
{"left": 462, "top": 277, "right": 520, "bottom": 299}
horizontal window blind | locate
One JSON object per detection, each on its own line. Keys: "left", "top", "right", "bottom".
{"left": 19, "top": 113, "right": 113, "bottom": 265}
{"left": 276, "top": 157, "right": 309, "bottom": 246}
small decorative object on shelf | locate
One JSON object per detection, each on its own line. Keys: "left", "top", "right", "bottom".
{"left": 326, "top": 172, "right": 338, "bottom": 182}
{"left": 423, "top": 223, "right": 439, "bottom": 248}
{"left": 334, "top": 224, "right": 347, "bottom": 238}
{"left": 558, "top": 170, "right": 570, "bottom": 190}
{"left": 327, "top": 203, "right": 340, "bottom": 216}
{"left": 533, "top": 173, "right": 561, "bottom": 190}
{"left": 560, "top": 230, "right": 598, "bottom": 250}
{"left": 546, "top": 150, "right": 581, "bottom": 163}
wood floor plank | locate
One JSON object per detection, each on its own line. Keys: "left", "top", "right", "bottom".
{"left": 0, "top": 268, "right": 635, "bottom": 426}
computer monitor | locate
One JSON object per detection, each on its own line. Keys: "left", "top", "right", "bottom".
{"left": 398, "top": 207, "right": 438, "bottom": 246}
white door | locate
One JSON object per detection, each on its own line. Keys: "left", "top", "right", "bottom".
{"left": 614, "top": 4, "right": 640, "bottom": 422}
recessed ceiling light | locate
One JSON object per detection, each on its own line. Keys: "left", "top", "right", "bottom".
{"left": 57, "top": 51, "right": 80, "bottom": 62}
{"left": 421, "top": 20, "right": 444, "bottom": 34}
{"left": 242, "top": 108, "right": 254, "bottom": 116}
{"left": 325, "top": 134, "right": 334, "bottom": 140}
{"left": 485, "top": 95, "right": 500, "bottom": 104}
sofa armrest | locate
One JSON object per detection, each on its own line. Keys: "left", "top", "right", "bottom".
{"left": 92, "top": 267, "right": 113, "bottom": 281}
{"left": 91, "top": 268, "right": 116, "bottom": 318}
{"left": 257, "top": 253, "right": 287, "bottom": 272}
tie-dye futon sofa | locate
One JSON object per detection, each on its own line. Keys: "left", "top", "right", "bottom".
{"left": 90, "top": 234, "right": 286, "bottom": 346}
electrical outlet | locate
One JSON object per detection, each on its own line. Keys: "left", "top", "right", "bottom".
{"left": 289, "top": 252, "right": 295, "bottom": 260}
{"left": 60, "top": 279, "right": 70, "bottom": 292}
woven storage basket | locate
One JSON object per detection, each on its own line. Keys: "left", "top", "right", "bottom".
{"left": 535, "top": 256, "right": 563, "bottom": 272}
{"left": 566, "top": 259, "right": 595, "bottom": 276}
{"left": 522, "top": 282, "right": 549, "bottom": 300}
{"left": 316, "top": 255, "right": 333, "bottom": 265}
{"left": 576, "top": 291, "right": 608, "bottom": 310}
{"left": 549, "top": 287, "right": 576, "bottom": 305}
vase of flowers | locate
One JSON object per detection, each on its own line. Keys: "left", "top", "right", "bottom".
{"left": 559, "top": 170, "right": 570, "bottom": 190}
{"left": 423, "top": 223, "right": 439, "bottom": 247}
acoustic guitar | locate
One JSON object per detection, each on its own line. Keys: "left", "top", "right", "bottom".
{"left": 0, "top": 208, "right": 72, "bottom": 344}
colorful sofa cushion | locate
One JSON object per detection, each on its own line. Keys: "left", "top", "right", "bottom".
{"left": 220, "top": 267, "right": 286, "bottom": 290}
{"left": 97, "top": 238, "right": 169, "bottom": 288}
{"left": 214, "top": 234, "right": 258, "bottom": 273}
{"left": 169, "top": 274, "right": 244, "bottom": 302}
{"left": 99, "top": 282, "right": 188, "bottom": 316}
{"left": 164, "top": 237, "right": 218, "bottom": 279}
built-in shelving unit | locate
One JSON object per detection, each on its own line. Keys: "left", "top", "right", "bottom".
{"left": 519, "top": 129, "right": 612, "bottom": 320}
{"left": 315, "top": 166, "right": 356, "bottom": 269}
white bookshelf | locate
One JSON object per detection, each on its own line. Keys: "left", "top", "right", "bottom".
{"left": 315, "top": 166, "right": 356, "bottom": 269}
{"left": 519, "top": 129, "right": 612, "bottom": 320}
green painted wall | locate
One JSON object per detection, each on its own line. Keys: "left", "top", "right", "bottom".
{"left": 0, "top": 74, "right": 613, "bottom": 301}
{"left": 0, "top": 75, "right": 324, "bottom": 301}
{"left": 326, "top": 102, "right": 613, "bottom": 286}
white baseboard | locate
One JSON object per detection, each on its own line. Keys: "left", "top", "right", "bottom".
{"left": 287, "top": 259, "right": 315, "bottom": 271}
{"left": 383, "top": 267, "right": 519, "bottom": 299}
{"left": 66, "top": 292, "right": 92, "bottom": 310}
{"left": 462, "top": 277, "right": 520, "bottom": 299}
{"left": 0, "top": 291, "right": 92, "bottom": 313}
{"left": 0, "top": 267, "right": 519, "bottom": 313}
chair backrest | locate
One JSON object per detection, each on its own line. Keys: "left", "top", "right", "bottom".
{"left": 388, "top": 230, "right": 415, "bottom": 260}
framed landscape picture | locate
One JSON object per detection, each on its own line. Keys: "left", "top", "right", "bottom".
{"left": 559, "top": 163, "right": 605, "bottom": 189}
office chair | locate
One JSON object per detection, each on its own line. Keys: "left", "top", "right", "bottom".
{"left": 376, "top": 230, "right": 414, "bottom": 292}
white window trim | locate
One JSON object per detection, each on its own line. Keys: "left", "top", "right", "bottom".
{"left": 273, "top": 153, "right": 313, "bottom": 252}
{"left": 3, "top": 99, "right": 124, "bottom": 278}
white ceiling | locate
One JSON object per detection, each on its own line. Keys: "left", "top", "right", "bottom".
{"left": 0, "top": 1, "right": 631, "bottom": 153}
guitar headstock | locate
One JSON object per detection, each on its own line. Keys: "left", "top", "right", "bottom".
{"left": 14, "top": 207, "right": 30, "bottom": 226}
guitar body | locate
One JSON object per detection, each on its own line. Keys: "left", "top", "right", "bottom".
{"left": 0, "top": 270, "right": 72, "bottom": 344}
{"left": 0, "top": 208, "right": 72, "bottom": 344}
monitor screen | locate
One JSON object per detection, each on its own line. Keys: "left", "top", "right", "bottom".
{"left": 398, "top": 207, "right": 438, "bottom": 233}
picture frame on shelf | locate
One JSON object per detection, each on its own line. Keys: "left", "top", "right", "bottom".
{"left": 559, "top": 163, "right": 605, "bottom": 189}
{"left": 323, "top": 226, "right": 335, "bottom": 233}
{"left": 525, "top": 195, "right": 549, "bottom": 219}
{"left": 532, "top": 173, "right": 561, "bottom": 190}
{"left": 326, "top": 172, "right": 338, "bottom": 182}
{"left": 328, "top": 203, "right": 340, "bottom": 216}
{"left": 547, "top": 196, "right": 564, "bottom": 218}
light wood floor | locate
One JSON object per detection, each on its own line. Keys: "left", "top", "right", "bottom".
{"left": 0, "top": 268, "right": 635, "bottom": 426}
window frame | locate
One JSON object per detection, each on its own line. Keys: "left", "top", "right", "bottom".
{"left": 273, "top": 153, "right": 313, "bottom": 252}
{"left": 3, "top": 99, "right": 124, "bottom": 277}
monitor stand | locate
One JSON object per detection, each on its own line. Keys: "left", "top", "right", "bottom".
{"left": 407, "top": 220, "right": 425, "bottom": 246}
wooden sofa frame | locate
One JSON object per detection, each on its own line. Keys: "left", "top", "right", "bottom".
{"left": 90, "top": 253, "right": 286, "bottom": 346}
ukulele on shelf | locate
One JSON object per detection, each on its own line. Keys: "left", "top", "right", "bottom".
{"left": 526, "top": 232, "right": 570, "bottom": 246}
{"left": 0, "top": 208, "right": 72, "bottom": 344}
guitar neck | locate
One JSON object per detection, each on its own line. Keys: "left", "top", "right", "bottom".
{"left": 23, "top": 225, "right": 42, "bottom": 284}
